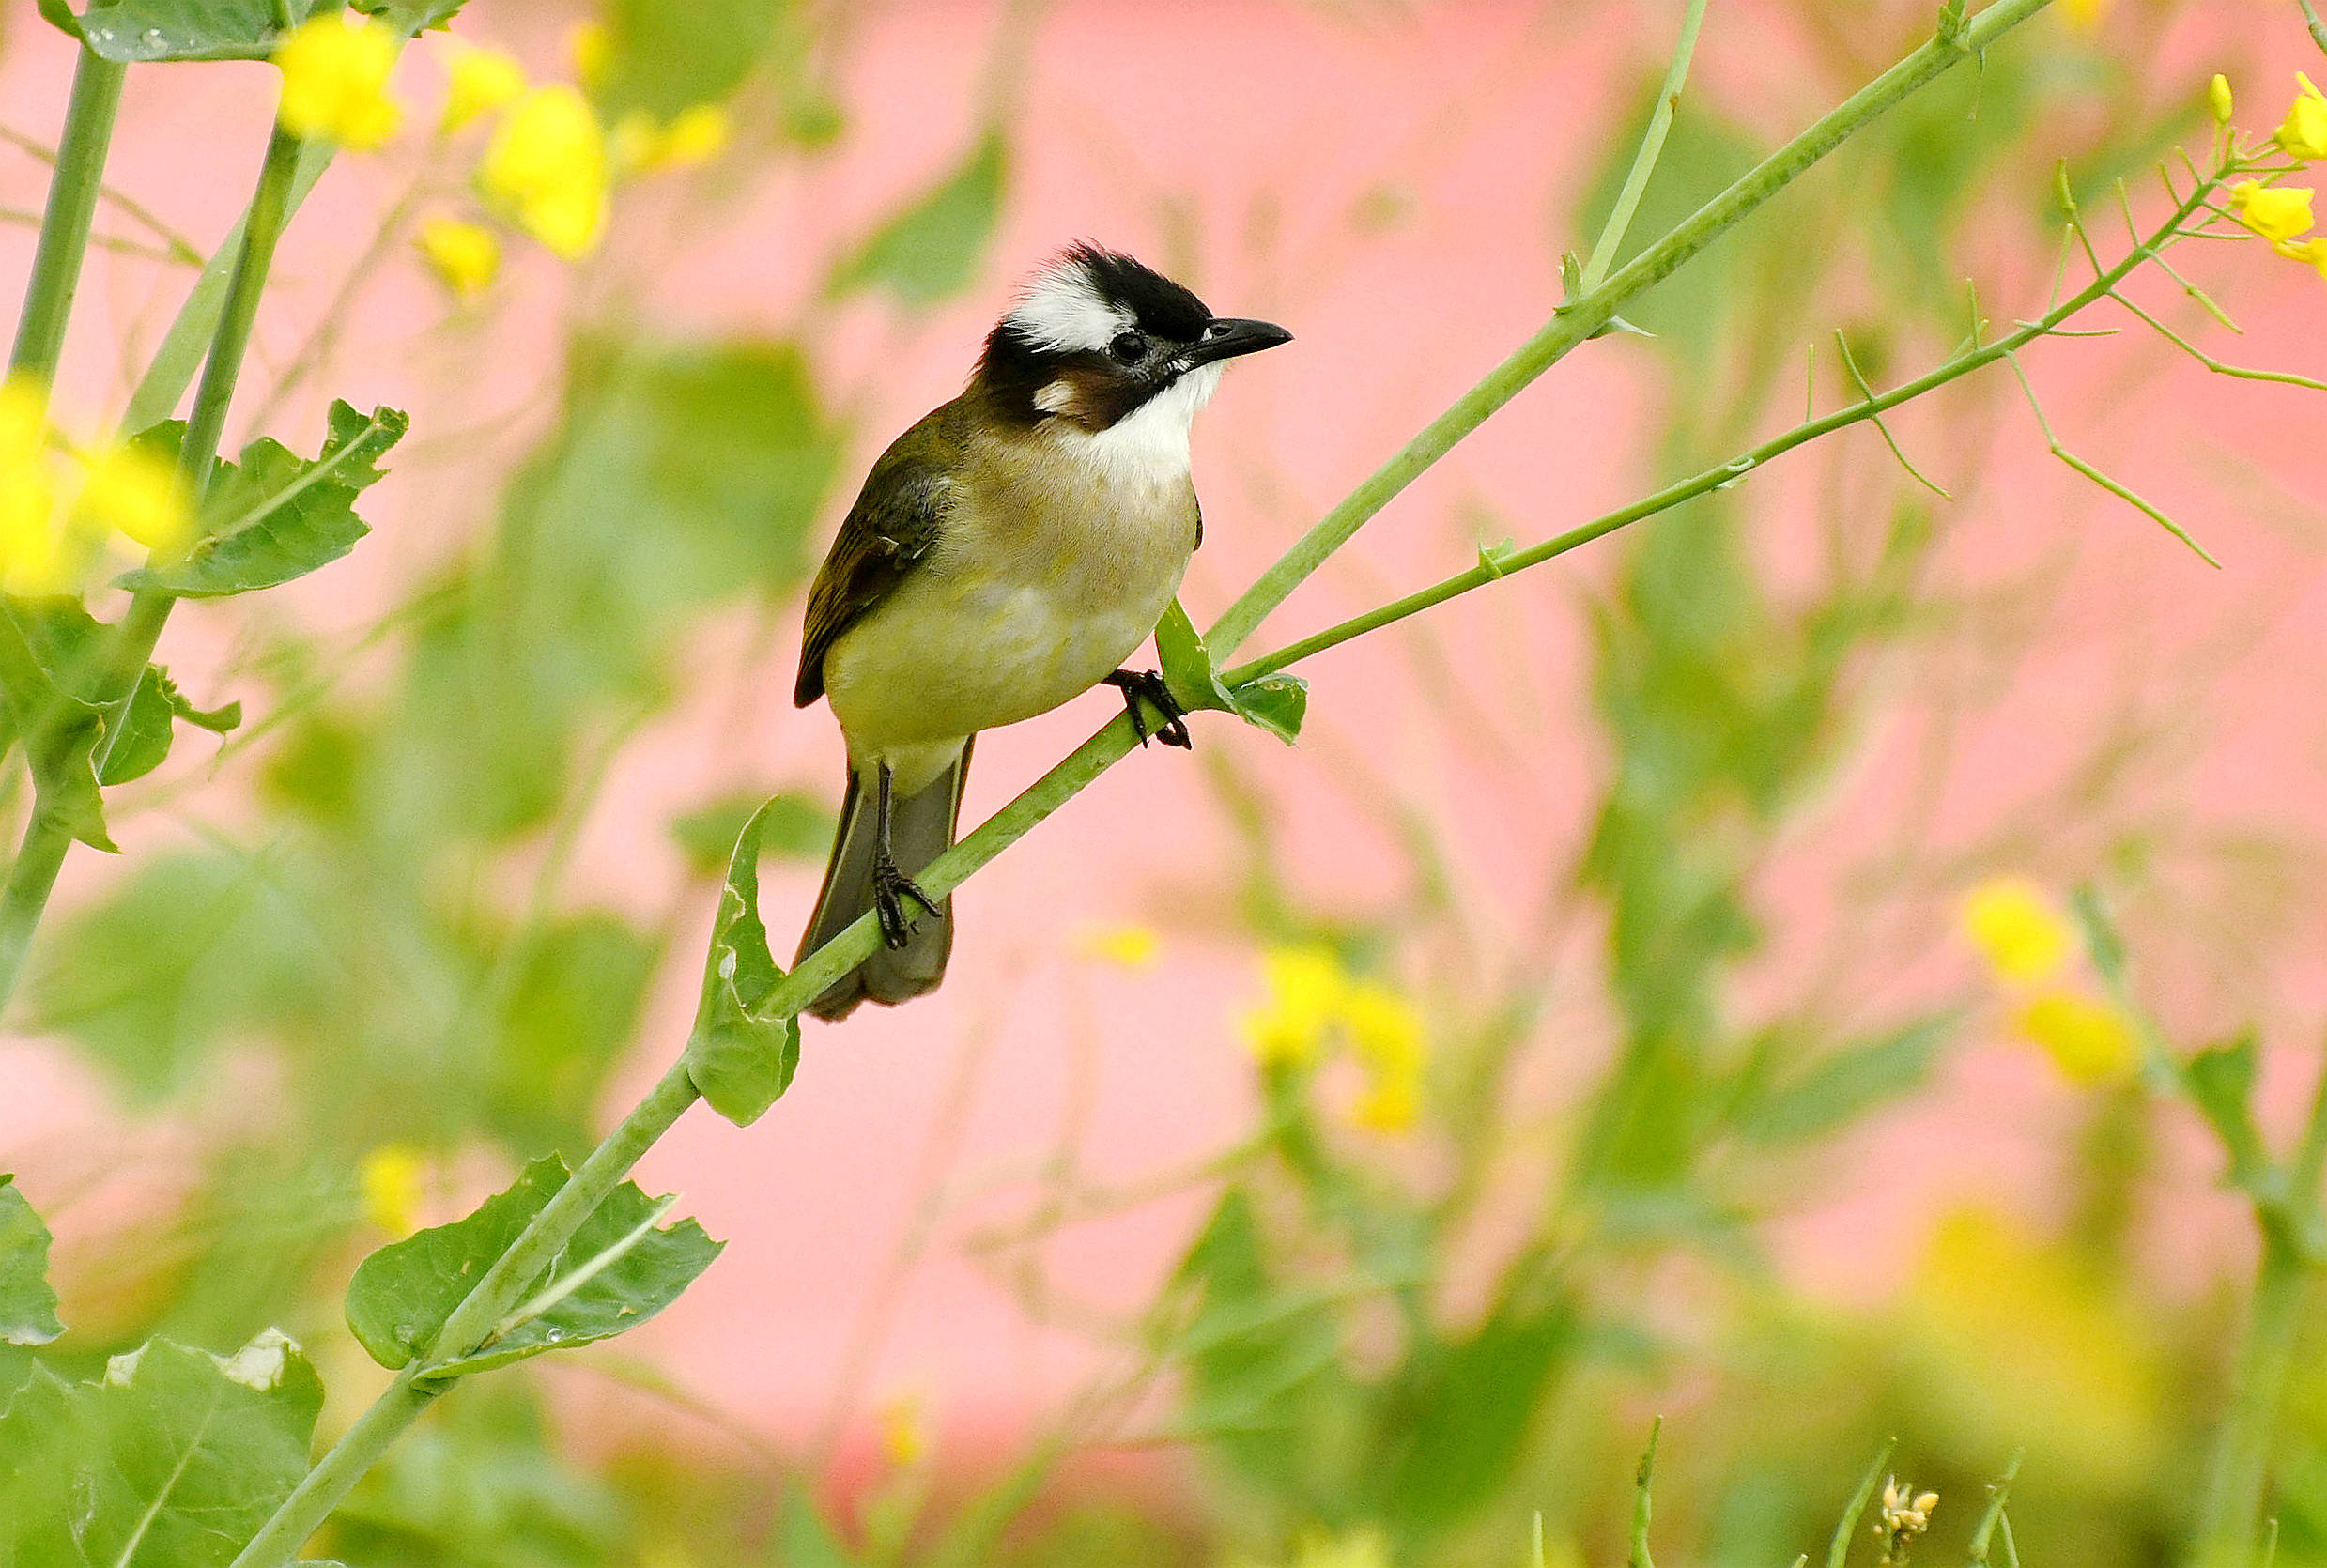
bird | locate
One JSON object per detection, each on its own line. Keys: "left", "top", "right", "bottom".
{"left": 792, "top": 242, "right": 1291, "bottom": 1021}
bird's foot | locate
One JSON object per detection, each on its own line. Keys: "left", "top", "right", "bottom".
{"left": 1104, "top": 669, "right": 1192, "bottom": 749}
{"left": 871, "top": 853, "right": 941, "bottom": 949}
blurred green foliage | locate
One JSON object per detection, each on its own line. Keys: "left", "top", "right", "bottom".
{"left": 6, "top": 4, "right": 2323, "bottom": 1568}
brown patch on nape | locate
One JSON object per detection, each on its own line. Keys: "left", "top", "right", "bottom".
{"left": 1032, "top": 365, "right": 1147, "bottom": 431}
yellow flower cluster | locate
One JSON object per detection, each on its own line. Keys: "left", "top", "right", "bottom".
{"left": 1073, "top": 921, "right": 1163, "bottom": 968}
{"left": 357, "top": 1143, "right": 428, "bottom": 1237}
{"left": 0, "top": 373, "right": 194, "bottom": 597}
{"left": 272, "top": 15, "right": 402, "bottom": 151}
{"left": 271, "top": 19, "right": 731, "bottom": 294}
{"left": 1236, "top": 945, "right": 1429, "bottom": 1133}
{"left": 1957, "top": 877, "right": 2135, "bottom": 1087}
{"left": 2216, "top": 74, "right": 2327, "bottom": 283}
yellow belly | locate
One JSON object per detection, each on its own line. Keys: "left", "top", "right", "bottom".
{"left": 823, "top": 546, "right": 1187, "bottom": 788}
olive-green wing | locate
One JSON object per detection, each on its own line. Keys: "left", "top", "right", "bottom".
{"left": 794, "top": 412, "right": 958, "bottom": 708}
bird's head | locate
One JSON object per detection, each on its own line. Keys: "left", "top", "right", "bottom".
{"left": 976, "top": 244, "right": 1290, "bottom": 442}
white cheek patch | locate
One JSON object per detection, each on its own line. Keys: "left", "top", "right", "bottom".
{"left": 1008, "top": 260, "right": 1131, "bottom": 353}
{"left": 1032, "top": 379, "right": 1078, "bottom": 415}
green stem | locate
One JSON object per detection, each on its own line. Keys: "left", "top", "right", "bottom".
{"left": 1578, "top": 0, "right": 1710, "bottom": 296}
{"left": 227, "top": 1063, "right": 704, "bottom": 1568}
{"left": 2195, "top": 1047, "right": 2327, "bottom": 1568}
{"left": 8, "top": 52, "right": 127, "bottom": 380}
{"left": 2196, "top": 1235, "right": 2307, "bottom": 1568}
{"left": 1220, "top": 172, "right": 2213, "bottom": 686}
{"left": 1202, "top": 0, "right": 2051, "bottom": 661}
{"left": 2299, "top": 0, "right": 2327, "bottom": 58}
{"left": 0, "top": 123, "right": 307, "bottom": 1016}
{"left": 233, "top": 7, "right": 2075, "bottom": 1558}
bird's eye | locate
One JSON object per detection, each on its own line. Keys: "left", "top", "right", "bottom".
{"left": 1108, "top": 331, "right": 1148, "bottom": 364}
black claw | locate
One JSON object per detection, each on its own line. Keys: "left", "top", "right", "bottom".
{"left": 871, "top": 853, "right": 939, "bottom": 950}
{"left": 1106, "top": 669, "right": 1193, "bottom": 750}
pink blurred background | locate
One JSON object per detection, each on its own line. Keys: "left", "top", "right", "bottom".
{"left": 4, "top": 0, "right": 2325, "bottom": 1473}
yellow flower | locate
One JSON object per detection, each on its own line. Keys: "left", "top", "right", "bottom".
{"left": 2058, "top": 0, "right": 2107, "bottom": 32}
{"left": 1073, "top": 922, "right": 1161, "bottom": 969}
{"left": 2228, "top": 180, "right": 2315, "bottom": 244}
{"left": 877, "top": 1394, "right": 928, "bottom": 1468}
{"left": 73, "top": 439, "right": 193, "bottom": 554}
{"left": 272, "top": 15, "right": 403, "bottom": 151}
{"left": 612, "top": 103, "right": 731, "bottom": 174}
{"left": 0, "top": 375, "right": 65, "bottom": 596}
{"left": 358, "top": 1144, "right": 427, "bottom": 1237}
{"left": 1237, "top": 945, "right": 1348, "bottom": 1067}
{"left": 1292, "top": 1528, "right": 1395, "bottom": 1568}
{"left": 2275, "top": 236, "right": 2327, "bottom": 281}
{"left": 565, "top": 19, "right": 610, "bottom": 92}
{"left": 441, "top": 44, "right": 526, "bottom": 134}
{"left": 2209, "top": 73, "right": 2234, "bottom": 127}
{"left": 1343, "top": 978, "right": 1427, "bottom": 1133}
{"left": 1908, "top": 1207, "right": 2163, "bottom": 1490}
{"left": 478, "top": 85, "right": 609, "bottom": 260}
{"left": 2014, "top": 990, "right": 2138, "bottom": 1085}
{"left": 1960, "top": 878, "right": 2073, "bottom": 984}
{"left": 2277, "top": 73, "right": 2327, "bottom": 161}
{"left": 416, "top": 216, "right": 500, "bottom": 299}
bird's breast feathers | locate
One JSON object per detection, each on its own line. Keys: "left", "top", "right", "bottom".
{"left": 821, "top": 420, "right": 1200, "bottom": 754}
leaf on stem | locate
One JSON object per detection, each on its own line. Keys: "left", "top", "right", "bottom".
{"left": 0, "top": 1175, "right": 64, "bottom": 1347}
{"left": 120, "top": 400, "right": 408, "bottom": 597}
{"left": 39, "top": 0, "right": 300, "bottom": 62}
{"left": 349, "top": 0, "right": 470, "bottom": 35}
{"left": 1155, "top": 599, "right": 1309, "bottom": 746}
{"left": 345, "top": 1154, "right": 721, "bottom": 1379}
{"left": 0, "top": 600, "right": 239, "bottom": 798}
{"left": 825, "top": 131, "right": 1009, "bottom": 309}
{"left": 1733, "top": 1013, "right": 1954, "bottom": 1145}
{"left": 0, "top": 1330, "right": 324, "bottom": 1568}
{"left": 685, "top": 798, "right": 804, "bottom": 1126}
{"left": 2185, "top": 1033, "right": 2276, "bottom": 1198}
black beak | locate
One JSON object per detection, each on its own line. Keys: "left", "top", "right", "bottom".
{"left": 1182, "top": 316, "right": 1292, "bottom": 369}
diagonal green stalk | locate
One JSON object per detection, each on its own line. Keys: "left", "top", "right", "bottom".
{"left": 1578, "top": 0, "right": 1710, "bottom": 296}
{"left": 1202, "top": 0, "right": 2052, "bottom": 661}
{"left": 0, "top": 122, "right": 308, "bottom": 1015}
{"left": 1220, "top": 171, "right": 2223, "bottom": 685}
{"left": 2194, "top": 1042, "right": 2327, "bottom": 1568}
{"left": 8, "top": 51, "right": 127, "bottom": 381}
{"left": 229, "top": 6, "right": 2067, "bottom": 1560}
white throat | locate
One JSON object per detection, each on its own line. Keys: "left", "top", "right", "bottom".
{"left": 1058, "top": 363, "right": 1223, "bottom": 486}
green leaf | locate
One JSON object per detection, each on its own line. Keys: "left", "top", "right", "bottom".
{"left": 489, "top": 915, "right": 658, "bottom": 1153}
{"left": 39, "top": 0, "right": 301, "bottom": 61}
{"left": 0, "top": 602, "right": 116, "bottom": 850}
{"left": 120, "top": 401, "right": 408, "bottom": 597}
{"left": 1226, "top": 673, "right": 1309, "bottom": 746}
{"left": 0, "top": 1330, "right": 324, "bottom": 1568}
{"left": 0, "top": 1176, "right": 63, "bottom": 1347}
{"left": 0, "top": 599, "right": 238, "bottom": 796}
{"left": 2186, "top": 1033, "right": 2274, "bottom": 1196}
{"left": 345, "top": 1154, "right": 721, "bottom": 1379}
{"left": 1374, "top": 1293, "right": 1577, "bottom": 1539}
{"left": 349, "top": 0, "right": 467, "bottom": 33}
{"left": 591, "top": 0, "right": 784, "bottom": 120}
{"left": 26, "top": 851, "right": 325, "bottom": 1103}
{"left": 826, "top": 131, "right": 1008, "bottom": 308}
{"left": 1736, "top": 1014, "right": 1953, "bottom": 1145}
{"left": 778, "top": 1479, "right": 862, "bottom": 1568}
{"left": 1153, "top": 599, "right": 1309, "bottom": 745}
{"left": 1155, "top": 598, "right": 1237, "bottom": 715}
{"left": 102, "top": 663, "right": 241, "bottom": 786}
{"left": 670, "top": 790, "right": 834, "bottom": 876}
{"left": 684, "top": 799, "right": 803, "bottom": 1127}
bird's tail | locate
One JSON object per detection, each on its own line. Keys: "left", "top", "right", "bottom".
{"left": 797, "top": 741, "right": 973, "bottom": 1022}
